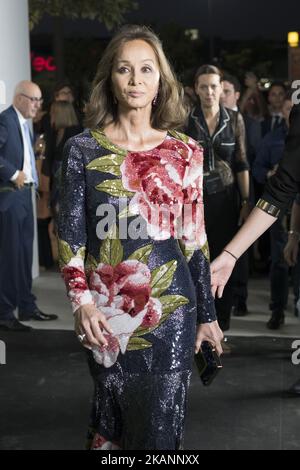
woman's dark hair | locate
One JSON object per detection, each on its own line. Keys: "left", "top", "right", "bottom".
{"left": 194, "top": 64, "right": 223, "bottom": 85}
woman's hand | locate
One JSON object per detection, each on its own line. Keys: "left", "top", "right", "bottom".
{"left": 210, "top": 251, "right": 237, "bottom": 299}
{"left": 284, "top": 236, "right": 299, "bottom": 267}
{"left": 74, "top": 303, "right": 113, "bottom": 349}
{"left": 195, "top": 320, "right": 224, "bottom": 356}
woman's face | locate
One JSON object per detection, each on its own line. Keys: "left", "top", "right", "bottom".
{"left": 111, "top": 39, "right": 160, "bottom": 111}
{"left": 195, "top": 74, "right": 223, "bottom": 109}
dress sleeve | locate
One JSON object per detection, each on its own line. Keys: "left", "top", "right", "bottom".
{"left": 234, "top": 112, "right": 249, "bottom": 173}
{"left": 57, "top": 137, "right": 94, "bottom": 313}
{"left": 182, "top": 243, "right": 217, "bottom": 325}
{"left": 178, "top": 137, "right": 217, "bottom": 324}
{"left": 259, "top": 104, "right": 300, "bottom": 216}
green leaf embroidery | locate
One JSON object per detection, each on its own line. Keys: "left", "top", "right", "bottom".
{"left": 150, "top": 260, "right": 178, "bottom": 297}
{"left": 118, "top": 206, "right": 136, "bottom": 219}
{"left": 86, "top": 154, "right": 125, "bottom": 176}
{"left": 201, "top": 240, "right": 210, "bottom": 261}
{"left": 178, "top": 240, "right": 195, "bottom": 262}
{"left": 168, "top": 129, "right": 189, "bottom": 144}
{"left": 127, "top": 337, "right": 152, "bottom": 351}
{"left": 179, "top": 240, "right": 210, "bottom": 262}
{"left": 128, "top": 244, "right": 153, "bottom": 264}
{"left": 159, "top": 294, "right": 189, "bottom": 314}
{"left": 58, "top": 240, "right": 86, "bottom": 267}
{"left": 91, "top": 129, "right": 127, "bottom": 157}
{"left": 96, "top": 179, "right": 134, "bottom": 198}
{"left": 58, "top": 240, "right": 74, "bottom": 267}
{"left": 85, "top": 253, "right": 98, "bottom": 272}
{"left": 99, "top": 226, "right": 124, "bottom": 266}
{"left": 77, "top": 247, "right": 86, "bottom": 259}
{"left": 134, "top": 294, "right": 189, "bottom": 338}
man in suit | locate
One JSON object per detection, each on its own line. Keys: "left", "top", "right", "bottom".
{"left": 0, "top": 81, "right": 58, "bottom": 331}
{"left": 261, "top": 82, "right": 286, "bottom": 138}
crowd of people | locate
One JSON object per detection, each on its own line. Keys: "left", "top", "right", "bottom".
{"left": 0, "top": 24, "right": 299, "bottom": 450}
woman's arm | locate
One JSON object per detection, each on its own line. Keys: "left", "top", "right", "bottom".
{"left": 58, "top": 138, "right": 112, "bottom": 347}
{"left": 178, "top": 138, "right": 223, "bottom": 354}
{"left": 235, "top": 113, "right": 251, "bottom": 224}
{"left": 284, "top": 197, "right": 300, "bottom": 266}
{"left": 210, "top": 206, "right": 277, "bottom": 298}
{"left": 210, "top": 105, "right": 300, "bottom": 298}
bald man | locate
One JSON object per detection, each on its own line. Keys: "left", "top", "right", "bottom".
{"left": 0, "top": 81, "right": 57, "bottom": 331}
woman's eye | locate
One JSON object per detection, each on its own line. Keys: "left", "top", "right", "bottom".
{"left": 142, "top": 66, "right": 152, "bottom": 73}
{"left": 118, "top": 67, "right": 129, "bottom": 73}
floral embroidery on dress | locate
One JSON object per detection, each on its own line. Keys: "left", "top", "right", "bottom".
{"left": 59, "top": 235, "right": 189, "bottom": 368}
{"left": 89, "top": 259, "right": 162, "bottom": 368}
{"left": 89, "top": 129, "right": 208, "bottom": 253}
{"left": 91, "top": 432, "right": 121, "bottom": 450}
{"left": 58, "top": 131, "right": 211, "bottom": 369}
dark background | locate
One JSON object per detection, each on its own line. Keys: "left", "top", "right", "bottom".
{"left": 30, "top": 0, "right": 300, "bottom": 103}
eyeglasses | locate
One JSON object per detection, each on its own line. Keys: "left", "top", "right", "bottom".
{"left": 20, "top": 93, "right": 44, "bottom": 104}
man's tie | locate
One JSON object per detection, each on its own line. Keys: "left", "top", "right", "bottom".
{"left": 272, "top": 115, "right": 281, "bottom": 130}
{"left": 23, "top": 121, "right": 39, "bottom": 187}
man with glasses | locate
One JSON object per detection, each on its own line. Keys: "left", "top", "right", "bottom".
{"left": 0, "top": 80, "right": 58, "bottom": 331}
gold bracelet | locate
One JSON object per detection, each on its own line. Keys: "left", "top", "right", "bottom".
{"left": 256, "top": 198, "right": 280, "bottom": 218}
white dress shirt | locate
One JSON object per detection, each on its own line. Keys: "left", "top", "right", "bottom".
{"left": 10, "top": 106, "right": 35, "bottom": 183}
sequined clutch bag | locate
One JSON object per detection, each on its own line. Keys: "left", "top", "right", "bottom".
{"left": 194, "top": 341, "right": 222, "bottom": 386}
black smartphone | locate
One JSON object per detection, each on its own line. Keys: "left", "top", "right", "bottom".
{"left": 194, "top": 341, "right": 222, "bottom": 386}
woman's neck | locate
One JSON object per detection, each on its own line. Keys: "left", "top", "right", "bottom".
{"left": 104, "top": 106, "right": 166, "bottom": 151}
{"left": 201, "top": 104, "right": 220, "bottom": 137}
{"left": 202, "top": 103, "right": 220, "bottom": 120}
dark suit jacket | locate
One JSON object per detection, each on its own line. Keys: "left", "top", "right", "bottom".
{"left": 263, "top": 104, "right": 300, "bottom": 212}
{"left": 261, "top": 115, "right": 284, "bottom": 138}
{"left": 0, "top": 106, "right": 24, "bottom": 210}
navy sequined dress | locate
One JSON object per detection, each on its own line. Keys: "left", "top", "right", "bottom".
{"left": 58, "top": 129, "right": 216, "bottom": 450}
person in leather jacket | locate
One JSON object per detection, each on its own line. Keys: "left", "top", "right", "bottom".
{"left": 185, "top": 64, "right": 250, "bottom": 331}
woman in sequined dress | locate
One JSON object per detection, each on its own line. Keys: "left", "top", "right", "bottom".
{"left": 58, "top": 25, "right": 223, "bottom": 450}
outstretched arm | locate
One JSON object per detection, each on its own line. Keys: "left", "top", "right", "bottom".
{"left": 211, "top": 104, "right": 300, "bottom": 298}
{"left": 210, "top": 207, "right": 277, "bottom": 299}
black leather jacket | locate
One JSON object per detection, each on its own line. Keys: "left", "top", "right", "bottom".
{"left": 185, "top": 104, "right": 249, "bottom": 176}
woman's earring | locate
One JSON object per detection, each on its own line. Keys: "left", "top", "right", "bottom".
{"left": 152, "top": 93, "right": 158, "bottom": 106}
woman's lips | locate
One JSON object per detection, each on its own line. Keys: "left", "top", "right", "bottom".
{"left": 128, "top": 92, "right": 144, "bottom": 98}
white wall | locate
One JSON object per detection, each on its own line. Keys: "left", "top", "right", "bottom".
{"left": 0, "top": 0, "right": 39, "bottom": 278}
{"left": 0, "top": 0, "right": 31, "bottom": 111}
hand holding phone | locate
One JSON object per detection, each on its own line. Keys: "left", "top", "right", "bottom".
{"left": 194, "top": 340, "right": 223, "bottom": 386}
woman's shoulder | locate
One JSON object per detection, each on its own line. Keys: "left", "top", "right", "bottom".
{"left": 168, "top": 129, "right": 200, "bottom": 151}
{"left": 64, "top": 129, "right": 101, "bottom": 152}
